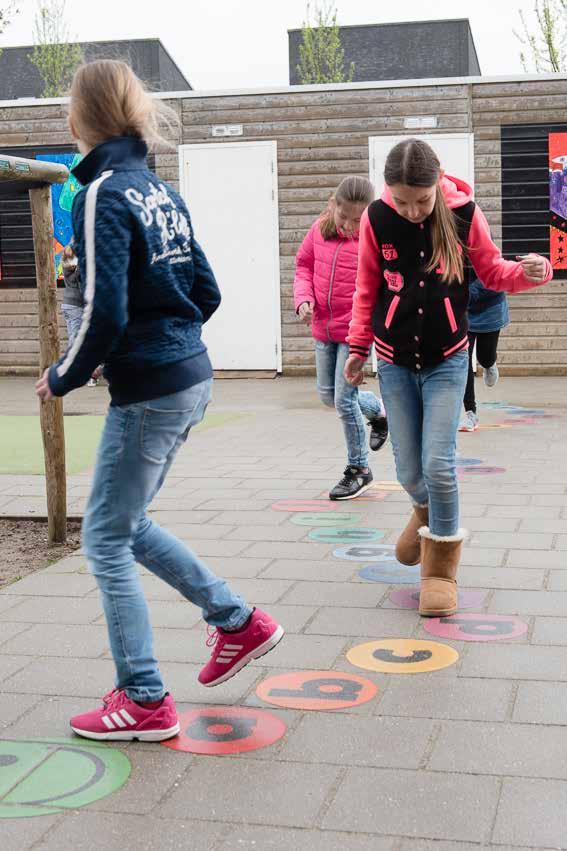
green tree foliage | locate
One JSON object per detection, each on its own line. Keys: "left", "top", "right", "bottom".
{"left": 516, "top": 0, "right": 567, "bottom": 72}
{"left": 29, "top": 0, "right": 82, "bottom": 98}
{"left": 0, "top": 3, "right": 19, "bottom": 58}
{"left": 296, "top": 1, "right": 355, "bottom": 85}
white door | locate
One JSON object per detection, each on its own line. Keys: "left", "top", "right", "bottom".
{"left": 369, "top": 133, "right": 475, "bottom": 197}
{"left": 179, "top": 141, "right": 281, "bottom": 371}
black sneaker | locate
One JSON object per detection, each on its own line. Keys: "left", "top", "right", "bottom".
{"left": 368, "top": 415, "right": 388, "bottom": 452}
{"left": 329, "top": 467, "right": 373, "bottom": 501}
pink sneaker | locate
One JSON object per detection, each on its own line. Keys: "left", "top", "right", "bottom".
{"left": 70, "top": 689, "right": 180, "bottom": 742}
{"left": 199, "top": 608, "right": 284, "bottom": 687}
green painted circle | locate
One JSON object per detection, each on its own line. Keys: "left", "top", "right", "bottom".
{"left": 290, "top": 512, "right": 359, "bottom": 527}
{"left": 0, "top": 738, "right": 131, "bottom": 818}
{"left": 308, "top": 527, "right": 385, "bottom": 544}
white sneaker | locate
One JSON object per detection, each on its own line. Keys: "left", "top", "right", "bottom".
{"left": 484, "top": 363, "right": 499, "bottom": 387}
{"left": 87, "top": 378, "right": 98, "bottom": 387}
{"left": 459, "top": 411, "right": 479, "bottom": 432}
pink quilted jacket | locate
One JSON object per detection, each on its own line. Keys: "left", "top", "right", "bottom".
{"left": 293, "top": 219, "right": 360, "bottom": 343}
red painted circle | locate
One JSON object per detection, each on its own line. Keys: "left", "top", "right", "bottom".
{"left": 271, "top": 499, "right": 338, "bottom": 512}
{"left": 424, "top": 613, "right": 528, "bottom": 642}
{"left": 161, "top": 706, "right": 286, "bottom": 755}
{"left": 256, "top": 670, "right": 378, "bottom": 710}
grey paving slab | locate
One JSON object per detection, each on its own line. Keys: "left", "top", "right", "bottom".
{"left": 460, "top": 644, "right": 567, "bottom": 681}
{"left": 0, "top": 596, "right": 103, "bottom": 624}
{"left": 2, "top": 658, "right": 116, "bottom": 697}
{"left": 41, "top": 555, "right": 89, "bottom": 574}
{"left": 40, "top": 812, "right": 224, "bottom": 850}
{"left": 186, "top": 539, "right": 253, "bottom": 557}
{"left": 158, "top": 662, "right": 261, "bottom": 704}
{"left": 428, "top": 719, "right": 567, "bottom": 779}
{"left": 159, "top": 758, "right": 341, "bottom": 828}
{"left": 249, "top": 633, "right": 347, "bottom": 669}
{"left": 0, "top": 594, "right": 25, "bottom": 615}
{"left": 306, "top": 606, "right": 417, "bottom": 637}
{"left": 489, "top": 590, "right": 567, "bottom": 616}
{"left": 0, "top": 621, "right": 31, "bottom": 645}
{"left": 207, "top": 510, "right": 289, "bottom": 526}
{"left": 225, "top": 524, "right": 310, "bottom": 542}
{"left": 145, "top": 600, "right": 203, "bottom": 629}
{"left": 531, "top": 616, "right": 567, "bottom": 645}
{"left": 0, "top": 816, "right": 63, "bottom": 851}
{"left": 216, "top": 827, "right": 395, "bottom": 851}
{"left": 4, "top": 696, "right": 101, "bottom": 736}
{"left": 531, "top": 493, "right": 567, "bottom": 506}
{"left": 462, "top": 493, "right": 530, "bottom": 506}
{"left": 460, "top": 548, "right": 506, "bottom": 567}
{"left": 513, "top": 681, "right": 567, "bottom": 725}
{"left": 193, "top": 499, "right": 275, "bottom": 512}
{"left": 377, "top": 675, "right": 514, "bottom": 722}
{"left": 0, "top": 623, "right": 109, "bottom": 658}
{"left": 547, "top": 571, "right": 567, "bottom": 590}
{"left": 260, "top": 559, "right": 357, "bottom": 583}
{"left": 237, "top": 604, "right": 317, "bottom": 634}
{"left": 401, "top": 842, "right": 548, "bottom": 851}
{"left": 0, "top": 691, "right": 41, "bottom": 728}
{"left": 492, "top": 777, "right": 567, "bottom": 847}
{"left": 0, "top": 573, "right": 96, "bottom": 597}
{"left": 204, "top": 556, "right": 274, "bottom": 578}
{"left": 281, "top": 581, "right": 386, "bottom": 608}
{"left": 519, "top": 517, "right": 567, "bottom": 533}
{"left": 506, "top": 549, "right": 567, "bottom": 569}
{"left": 457, "top": 566, "right": 545, "bottom": 590}
{"left": 243, "top": 541, "right": 334, "bottom": 560}
{"left": 468, "top": 532, "right": 555, "bottom": 550}
{"left": 227, "top": 577, "right": 294, "bottom": 605}
{"left": 322, "top": 767, "right": 500, "bottom": 841}
{"left": 166, "top": 523, "right": 236, "bottom": 539}
{"left": 488, "top": 504, "right": 562, "bottom": 519}
{"left": 556, "top": 535, "right": 567, "bottom": 550}
{"left": 0, "top": 654, "right": 32, "bottom": 682}
{"left": 278, "top": 713, "right": 435, "bottom": 769}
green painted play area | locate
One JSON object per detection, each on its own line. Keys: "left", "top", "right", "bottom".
{"left": 0, "top": 413, "right": 245, "bottom": 475}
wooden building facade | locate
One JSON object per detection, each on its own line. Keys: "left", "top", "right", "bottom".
{"left": 1, "top": 73, "right": 566, "bottom": 375}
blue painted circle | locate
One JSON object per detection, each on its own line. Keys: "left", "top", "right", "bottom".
{"left": 308, "top": 527, "right": 384, "bottom": 544}
{"left": 359, "top": 564, "right": 421, "bottom": 583}
{"left": 456, "top": 457, "right": 483, "bottom": 466}
{"left": 334, "top": 543, "right": 397, "bottom": 562}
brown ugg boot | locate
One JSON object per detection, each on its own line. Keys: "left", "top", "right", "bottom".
{"left": 395, "top": 504, "right": 429, "bottom": 565}
{"left": 417, "top": 526, "right": 467, "bottom": 617}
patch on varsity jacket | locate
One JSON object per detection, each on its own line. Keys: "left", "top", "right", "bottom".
{"left": 384, "top": 270, "right": 404, "bottom": 292}
{"left": 382, "top": 244, "right": 398, "bottom": 261}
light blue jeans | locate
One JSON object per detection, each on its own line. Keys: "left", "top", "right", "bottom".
{"left": 61, "top": 304, "right": 83, "bottom": 347}
{"left": 376, "top": 352, "right": 469, "bottom": 537}
{"left": 315, "top": 340, "right": 384, "bottom": 469}
{"left": 83, "top": 379, "right": 251, "bottom": 702}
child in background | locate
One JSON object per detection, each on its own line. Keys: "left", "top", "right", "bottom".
{"left": 459, "top": 276, "right": 509, "bottom": 431}
{"left": 36, "top": 59, "right": 283, "bottom": 742}
{"left": 344, "top": 138, "right": 552, "bottom": 617}
{"left": 61, "top": 242, "right": 100, "bottom": 387}
{"left": 294, "top": 176, "right": 388, "bottom": 500}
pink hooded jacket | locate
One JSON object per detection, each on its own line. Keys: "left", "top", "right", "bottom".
{"left": 293, "top": 219, "right": 360, "bottom": 343}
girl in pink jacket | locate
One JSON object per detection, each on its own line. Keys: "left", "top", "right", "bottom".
{"left": 294, "top": 176, "right": 388, "bottom": 500}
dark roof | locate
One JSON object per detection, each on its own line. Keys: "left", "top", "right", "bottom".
{"left": 0, "top": 38, "right": 192, "bottom": 100}
{"left": 288, "top": 18, "right": 481, "bottom": 85}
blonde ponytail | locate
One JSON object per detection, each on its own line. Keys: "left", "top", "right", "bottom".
{"left": 69, "top": 60, "right": 179, "bottom": 151}
{"left": 428, "top": 185, "right": 464, "bottom": 284}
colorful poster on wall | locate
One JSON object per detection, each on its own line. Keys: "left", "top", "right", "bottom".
{"left": 36, "top": 152, "right": 83, "bottom": 278}
{"left": 549, "top": 132, "right": 567, "bottom": 270}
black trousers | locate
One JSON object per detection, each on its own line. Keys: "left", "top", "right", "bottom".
{"left": 463, "top": 330, "right": 500, "bottom": 414}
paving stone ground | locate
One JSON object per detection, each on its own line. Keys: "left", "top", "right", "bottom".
{"left": 1, "top": 375, "right": 566, "bottom": 850}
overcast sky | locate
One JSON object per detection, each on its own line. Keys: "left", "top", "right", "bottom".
{"left": 0, "top": 0, "right": 548, "bottom": 90}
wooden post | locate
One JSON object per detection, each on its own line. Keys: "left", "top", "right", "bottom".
{"left": 30, "top": 185, "right": 67, "bottom": 544}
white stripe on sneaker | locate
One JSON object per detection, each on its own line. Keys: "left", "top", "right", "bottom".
{"left": 110, "top": 712, "right": 127, "bottom": 728}
{"left": 223, "top": 644, "right": 243, "bottom": 650}
{"left": 101, "top": 715, "right": 115, "bottom": 730}
{"left": 120, "top": 709, "right": 137, "bottom": 725}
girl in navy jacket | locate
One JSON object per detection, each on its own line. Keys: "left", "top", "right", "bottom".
{"left": 36, "top": 60, "right": 283, "bottom": 742}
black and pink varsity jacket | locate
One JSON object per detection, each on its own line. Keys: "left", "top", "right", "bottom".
{"left": 347, "top": 176, "right": 553, "bottom": 372}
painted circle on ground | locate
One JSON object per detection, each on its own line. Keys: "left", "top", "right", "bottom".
{"left": 308, "top": 527, "right": 385, "bottom": 544}
{"left": 0, "top": 738, "right": 130, "bottom": 819}
{"left": 352, "top": 489, "right": 389, "bottom": 502}
{"left": 477, "top": 423, "right": 512, "bottom": 430}
{"left": 271, "top": 499, "right": 337, "bottom": 513}
{"left": 424, "top": 613, "right": 528, "bottom": 642}
{"left": 359, "top": 564, "right": 420, "bottom": 584}
{"left": 347, "top": 639, "right": 459, "bottom": 674}
{"left": 456, "top": 457, "right": 483, "bottom": 466}
{"left": 161, "top": 706, "right": 286, "bottom": 755}
{"left": 460, "top": 466, "right": 506, "bottom": 475}
{"left": 334, "top": 543, "right": 398, "bottom": 563}
{"left": 256, "top": 670, "right": 378, "bottom": 710}
{"left": 389, "top": 587, "right": 487, "bottom": 610}
{"left": 373, "top": 480, "right": 404, "bottom": 491}
{"left": 290, "top": 512, "right": 359, "bottom": 527}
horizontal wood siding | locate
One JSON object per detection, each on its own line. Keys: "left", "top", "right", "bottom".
{"left": 1, "top": 80, "right": 566, "bottom": 374}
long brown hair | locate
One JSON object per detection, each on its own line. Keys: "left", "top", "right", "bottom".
{"left": 319, "top": 175, "right": 375, "bottom": 240}
{"left": 69, "top": 60, "right": 179, "bottom": 151}
{"left": 384, "top": 138, "right": 464, "bottom": 284}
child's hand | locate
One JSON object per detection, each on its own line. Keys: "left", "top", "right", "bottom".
{"left": 517, "top": 254, "right": 547, "bottom": 283}
{"left": 35, "top": 368, "right": 54, "bottom": 402}
{"left": 298, "top": 302, "right": 314, "bottom": 325}
{"left": 344, "top": 354, "right": 365, "bottom": 386}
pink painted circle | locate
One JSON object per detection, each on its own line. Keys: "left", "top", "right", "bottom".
{"left": 162, "top": 706, "right": 286, "bottom": 755}
{"left": 424, "top": 613, "right": 528, "bottom": 642}
{"left": 271, "top": 499, "right": 338, "bottom": 513}
{"left": 389, "top": 587, "right": 486, "bottom": 610}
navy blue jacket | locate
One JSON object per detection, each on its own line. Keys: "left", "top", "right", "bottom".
{"left": 48, "top": 137, "right": 220, "bottom": 405}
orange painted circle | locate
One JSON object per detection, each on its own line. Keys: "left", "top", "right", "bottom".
{"left": 256, "top": 670, "right": 378, "bottom": 710}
